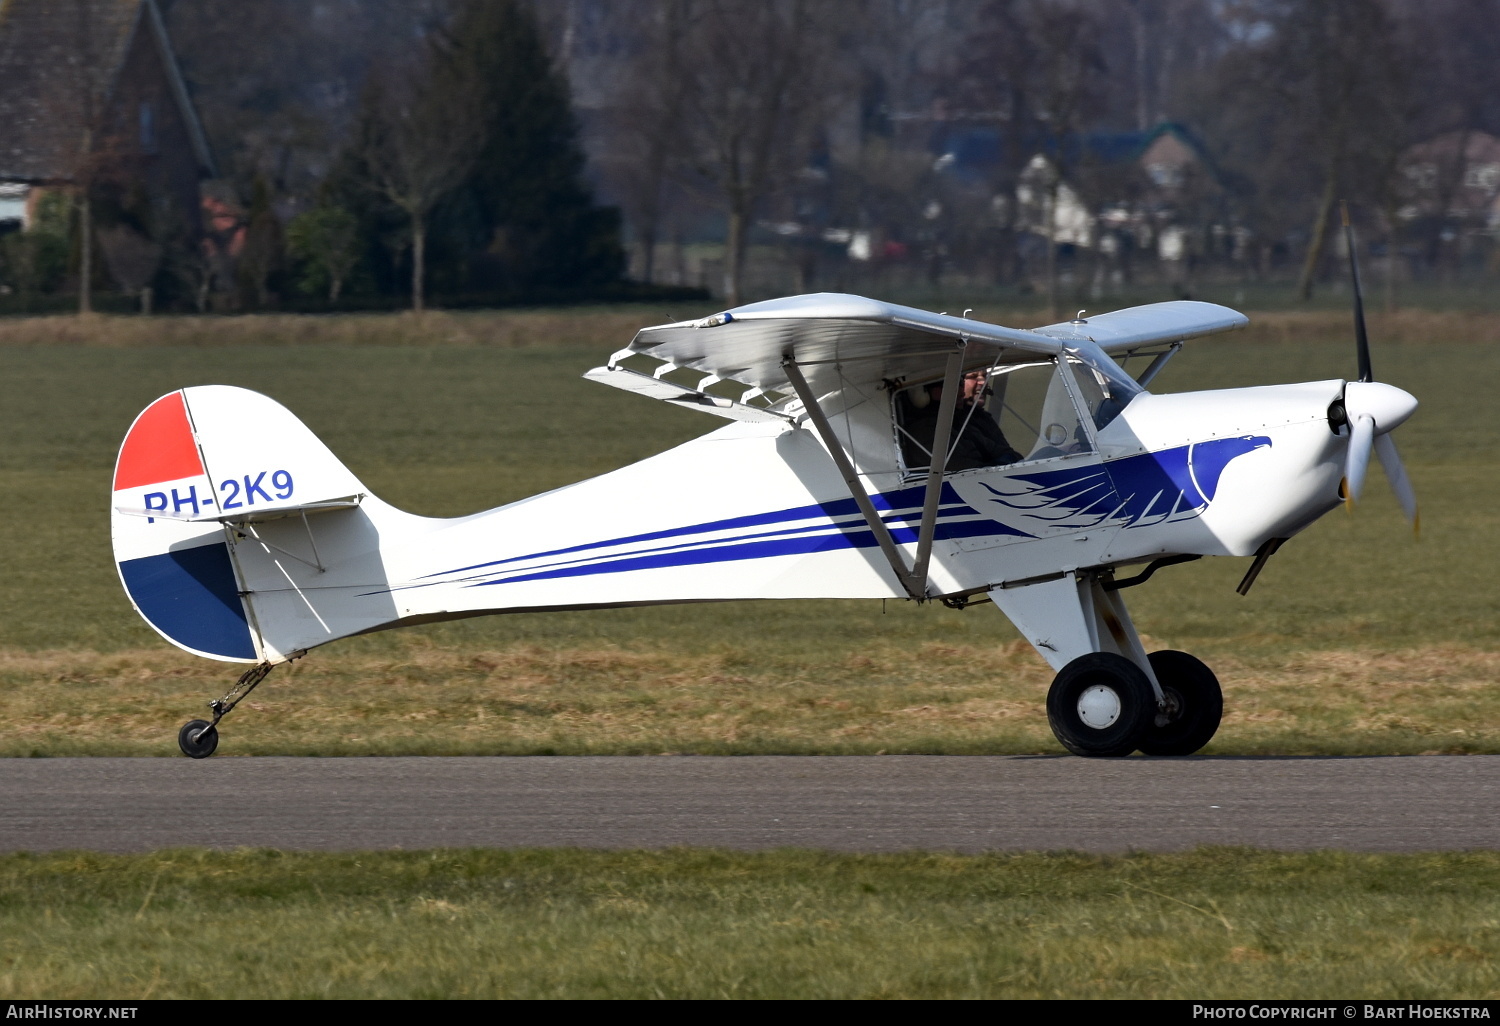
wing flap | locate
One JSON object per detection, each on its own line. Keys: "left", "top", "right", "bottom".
{"left": 583, "top": 365, "right": 794, "bottom": 423}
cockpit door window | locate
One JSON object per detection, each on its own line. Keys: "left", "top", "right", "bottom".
{"left": 894, "top": 358, "right": 1094, "bottom": 477}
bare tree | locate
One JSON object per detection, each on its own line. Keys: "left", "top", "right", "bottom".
{"left": 355, "top": 43, "right": 480, "bottom": 313}
{"left": 167, "top": 0, "right": 452, "bottom": 203}
{"left": 1279, "top": 1, "right": 1408, "bottom": 300}
{"left": 1388, "top": 0, "right": 1500, "bottom": 285}
{"left": 1101, "top": 0, "right": 1228, "bottom": 133}
{"left": 669, "top": 0, "right": 842, "bottom": 306}
{"left": 1016, "top": 3, "right": 1106, "bottom": 319}
{"left": 1175, "top": 0, "right": 1408, "bottom": 298}
{"left": 954, "top": 1, "right": 1044, "bottom": 290}
{"left": 235, "top": 176, "right": 285, "bottom": 309}
{"left": 48, "top": 0, "right": 130, "bottom": 315}
{"left": 613, "top": 0, "right": 690, "bottom": 285}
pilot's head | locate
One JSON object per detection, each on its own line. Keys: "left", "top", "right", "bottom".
{"left": 961, "top": 370, "right": 987, "bottom": 403}
{"left": 917, "top": 370, "right": 987, "bottom": 409}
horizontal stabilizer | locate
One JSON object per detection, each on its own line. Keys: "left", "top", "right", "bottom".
{"left": 1031, "top": 301, "right": 1248, "bottom": 353}
{"left": 114, "top": 494, "right": 364, "bottom": 524}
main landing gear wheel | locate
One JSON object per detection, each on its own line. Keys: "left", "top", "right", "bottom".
{"left": 1137, "top": 650, "right": 1223, "bottom": 756}
{"left": 178, "top": 719, "right": 219, "bottom": 760}
{"left": 1046, "top": 653, "right": 1156, "bottom": 757}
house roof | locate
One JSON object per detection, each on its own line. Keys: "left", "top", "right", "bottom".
{"left": 0, "top": 0, "right": 213, "bottom": 183}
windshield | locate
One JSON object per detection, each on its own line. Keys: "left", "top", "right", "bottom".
{"left": 1063, "top": 342, "right": 1142, "bottom": 431}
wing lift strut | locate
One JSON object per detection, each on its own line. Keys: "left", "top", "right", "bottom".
{"left": 782, "top": 343, "right": 967, "bottom": 602}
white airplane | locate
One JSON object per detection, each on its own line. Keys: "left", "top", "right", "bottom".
{"left": 111, "top": 273, "right": 1416, "bottom": 761}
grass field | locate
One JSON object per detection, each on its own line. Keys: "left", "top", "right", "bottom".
{"left": 2, "top": 847, "right": 1498, "bottom": 999}
{"left": 0, "top": 307, "right": 1493, "bottom": 1001}
{"left": 0, "top": 307, "right": 1493, "bottom": 756}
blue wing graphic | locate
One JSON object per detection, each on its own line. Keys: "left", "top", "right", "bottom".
{"left": 978, "top": 465, "right": 1122, "bottom": 530}
{"left": 979, "top": 436, "right": 1270, "bottom": 530}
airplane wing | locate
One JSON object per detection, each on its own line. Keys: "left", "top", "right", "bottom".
{"left": 1029, "top": 300, "right": 1247, "bottom": 355}
{"left": 585, "top": 293, "right": 1065, "bottom": 417}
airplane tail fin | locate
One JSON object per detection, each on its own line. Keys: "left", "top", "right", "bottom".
{"left": 111, "top": 386, "right": 400, "bottom": 663}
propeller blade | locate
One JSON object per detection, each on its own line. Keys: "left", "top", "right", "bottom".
{"left": 1344, "top": 414, "right": 1374, "bottom": 506}
{"left": 1374, "top": 432, "right": 1420, "bottom": 533}
{"left": 1342, "top": 202, "right": 1373, "bottom": 383}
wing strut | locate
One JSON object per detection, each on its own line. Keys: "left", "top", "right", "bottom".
{"left": 782, "top": 348, "right": 965, "bottom": 601}
{"left": 911, "top": 345, "right": 965, "bottom": 589}
{"left": 782, "top": 357, "right": 921, "bottom": 598}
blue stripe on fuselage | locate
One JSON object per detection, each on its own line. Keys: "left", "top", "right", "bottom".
{"left": 433, "top": 503, "right": 984, "bottom": 588}
{"left": 472, "top": 516, "right": 1008, "bottom": 587}
{"left": 425, "top": 482, "right": 979, "bottom": 581}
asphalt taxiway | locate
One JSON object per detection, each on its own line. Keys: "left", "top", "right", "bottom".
{"left": 1, "top": 755, "right": 1494, "bottom": 853}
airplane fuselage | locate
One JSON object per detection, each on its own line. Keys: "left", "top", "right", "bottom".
{"left": 214, "top": 377, "right": 1359, "bottom": 663}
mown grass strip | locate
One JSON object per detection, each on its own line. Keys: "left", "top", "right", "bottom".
{"left": 2, "top": 848, "right": 1498, "bottom": 999}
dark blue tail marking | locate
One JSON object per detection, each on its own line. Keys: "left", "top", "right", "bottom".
{"left": 119, "top": 543, "right": 256, "bottom": 660}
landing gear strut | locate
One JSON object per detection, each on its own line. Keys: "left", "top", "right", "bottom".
{"left": 177, "top": 661, "right": 275, "bottom": 759}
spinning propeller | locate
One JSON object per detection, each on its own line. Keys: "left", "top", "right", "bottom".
{"left": 1337, "top": 203, "right": 1419, "bottom": 532}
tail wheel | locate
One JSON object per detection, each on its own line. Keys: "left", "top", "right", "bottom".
{"left": 178, "top": 719, "right": 219, "bottom": 759}
{"left": 1046, "top": 653, "right": 1156, "bottom": 757}
{"left": 1137, "top": 650, "right": 1223, "bottom": 756}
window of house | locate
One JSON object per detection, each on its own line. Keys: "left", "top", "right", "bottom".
{"left": 1465, "top": 163, "right": 1499, "bottom": 190}
{"left": 1147, "top": 162, "right": 1184, "bottom": 188}
{"left": 1405, "top": 163, "right": 1437, "bottom": 190}
{"left": 0, "top": 182, "right": 27, "bottom": 229}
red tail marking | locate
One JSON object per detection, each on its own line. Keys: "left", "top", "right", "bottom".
{"left": 113, "top": 392, "right": 205, "bottom": 491}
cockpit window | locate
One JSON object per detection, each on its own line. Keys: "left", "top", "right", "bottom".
{"left": 1062, "top": 344, "right": 1142, "bottom": 431}
{"left": 894, "top": 359, "right": 1092, "bottom": 475}
{"left": 1001, "top": 360, "right": 1093, "bottom": 459}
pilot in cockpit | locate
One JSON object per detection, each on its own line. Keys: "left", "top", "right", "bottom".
{"left": 902, "top": 370, "right": 1023, "bottom": 472}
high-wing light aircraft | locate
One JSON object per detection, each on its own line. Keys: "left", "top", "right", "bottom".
{"left": 111, "top": 251, "right": 1416, "bottom": 760}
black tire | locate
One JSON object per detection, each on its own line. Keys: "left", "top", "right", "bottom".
{"left": 178, "top": 719, "right": 219, "bottom": 759}
{"left": 1046, "top": 652, "right": 1156, "bottom": 757}
{"left": 1137, "top": 650, "right": 1223, "bottom": 756}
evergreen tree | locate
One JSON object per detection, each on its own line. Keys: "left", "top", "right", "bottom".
{"left": 326, "top": 0, "right": 622, "bottom": 304}
{"left": 439, "top": 0, "right": 623, "bottom": 293}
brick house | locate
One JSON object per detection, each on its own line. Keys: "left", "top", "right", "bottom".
{"left": 0, "top": 0, "right": 214, "bottom": 234}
